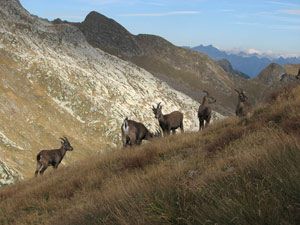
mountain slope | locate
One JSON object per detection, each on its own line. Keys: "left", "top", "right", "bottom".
{"left": 74, "top": 11, "right": 249, "bottom": 116}
{"left": 1, "top": 80, "right": 300, "bottom": 225}
{"left": 217, "top": 58, "right": 250, "bottom": 79}
{"left": 255, "top": 63, "right": 297, "bottom": 86}
{"left": 0, "top": 0, "right": 224, "bottom": 184}
{"left": 284, "top": 63, "right": 300, "bottom": 75}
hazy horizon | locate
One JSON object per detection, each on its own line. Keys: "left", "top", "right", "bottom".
{"left": 20, "top": 0, "right": 300, "bottom": 57}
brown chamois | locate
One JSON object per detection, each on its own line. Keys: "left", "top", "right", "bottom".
{"left": 235, "top": 88, "right": 252, "bottom": 117}
{"left": 152, "top": 102, "right": 184, "bottom": 136}
{"left": 198, "top": 90, "right": 216, "bottom": 131}
{"left": 121, "top": 117, "right": 161, "bottom": 147}
{"left": 35, "top": 137, "right": 73, "bottom": 176}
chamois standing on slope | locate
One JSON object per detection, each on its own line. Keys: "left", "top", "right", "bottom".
{"left": 235, "top": 88, "right": 252, "bottom": 117}
{"left": 152, "top": 102, "right": 184, "bottom": 136}
{"left": 198, "top": 90, "right": 216, "bottom": 131}
{"left": 35, "top": 137, "right": 73, "bottom": 177}
{"left": 121, "top": 117, "right": 161, "bottom": 147}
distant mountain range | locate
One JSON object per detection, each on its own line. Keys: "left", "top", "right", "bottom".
{"left": 186, "top": 45, "right": 300, "bottom": 78}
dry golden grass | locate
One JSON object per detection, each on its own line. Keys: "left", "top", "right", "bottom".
{"left": 1, "top": 85, "right": 300, "bottom": 224}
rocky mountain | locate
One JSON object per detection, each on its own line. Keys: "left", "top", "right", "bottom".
{"left": 75, "top": 12, "right": 298, "bottom": 117}
{"left": 73, "top": 11, "right": 253, "bottom": 116}
{"left": 255, "top": 63, "right": 297, "bottom": 86}
{"left": 189, "top": 45, "right": 300, "bottom": 78}
{"left": 0, "top": 0, "right": 225, "bottom": 185}
{"left": 217, "top": 58, "right": 250, "bottom": 79}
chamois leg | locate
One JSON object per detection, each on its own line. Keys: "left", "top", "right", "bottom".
{"left": 162, "top": 130, "right": 166, "bottom": 137}
{"left": 122, "top": 132, "right": 127, "bottom": 147}
{"left": 172, "top": 129, "right": 176, "bottom": 134}
{"left": 54, "top": 162, "right": 60, "bottom": 169}
{"left": 166, "top": 129, "right": 171, "bottom": 136}
{"left": 136, "top": 139, "right": 142, "bottom": 145}
{"left": 199, "top": 120, "right": 204, "bottom": 131}
{"left": 129, "top": 134, "right": 136, "bottom": 146}
{"left": 180, "top": 121, "right": 184, "bottom": 133}
{"left": 35, "top": 161, "right": 42, "bottom": 177}
{"left": 39, "top": 164, "right": 49, "bottom": 175}
{"left": 205, "top": 116, "right": 211, "bottom": 128}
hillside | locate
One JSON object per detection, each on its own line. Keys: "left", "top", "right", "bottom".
{"left": 189, "top": 44, "right": 300, "bottom": 78}
{"left": 255, "top": 63, "right": 298, "bottom": 86}
{"left": 284, "top": 63, "right": 300, "bottom": 75}
{"left": 1, "top": 81, "right": 300, "bottom": 224}
{"left": 217, "top": 58, "right": 250, "bottom": 79}
{"left": 74, "top": 11, "right": 260, "bottom": 116}
{"left": 0, "top": 0, "right": 226, "bottom": 184}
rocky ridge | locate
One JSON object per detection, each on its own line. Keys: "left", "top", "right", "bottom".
{"left": 255, "top": 63, "right": 297, "bottom": 86}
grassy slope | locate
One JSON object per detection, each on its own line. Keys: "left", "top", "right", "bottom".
{"left": 284, "top": 63, "right": 300, "bottom": 75}
{"left": 1, "top": 86, "right": 300, "bottom": 225}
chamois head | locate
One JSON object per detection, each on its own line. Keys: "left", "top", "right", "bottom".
{"left": 60, "top": 137, "right": 73, "bottom": 151}
{"left": 202, "top": 90, "right": 216, "bottom": 103}
{"left": 235, "top": 88, "right": 248, "bottom": 102}
{"left": 152, "top": 102, "right": 163, "bottom": 119}
{"left": 203, "top": 90, "right": 209, "bottom": 97}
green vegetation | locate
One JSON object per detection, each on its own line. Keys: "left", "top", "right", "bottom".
{"left": 1, "top": 86, "right": 300, "bottom": 225}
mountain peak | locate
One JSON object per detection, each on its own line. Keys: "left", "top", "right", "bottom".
{"left": 256, "top": 63, "right": 288, "bottom": 86}
{"left": 1, "top": 0, "right": 21, "bottom": 5}
{"left": 0, "top": 0, "right": 30, "bottom": 21}
{"left": 84, "top": 11, "right": 110, "bottom": 22}
{"left": 0, "top": 0, "right": 22, "bottom": 10}
{"left": 78, "top": 11, "right": 142, "bottom": 57}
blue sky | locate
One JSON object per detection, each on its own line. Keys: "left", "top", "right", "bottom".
{"left": 20, "top": 0, "right": 300, "bottom": 57}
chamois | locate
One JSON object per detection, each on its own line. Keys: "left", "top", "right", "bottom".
{"left": 235, "top": 88, "right": 252, "bottom": 117}
{"left": 152, "top": 102, "right": 184, "bottom": 136}
{"left": 121, "top": 117, "right": 160, "bottom": 147}
{"left": 198, "top": 90, "right": 216, "bottom": 131}
{"left": 35, "top": 137, "right": 73, "bottom": 176}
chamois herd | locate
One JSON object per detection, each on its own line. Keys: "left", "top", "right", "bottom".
{"left": 34, "top": 89, "right": 251, "bottom": 176}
